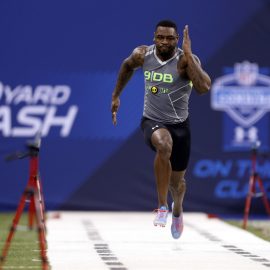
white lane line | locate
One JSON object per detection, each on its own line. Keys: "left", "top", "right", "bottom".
{"left": 47, "top": 212, "right": 270, "bottom": 270}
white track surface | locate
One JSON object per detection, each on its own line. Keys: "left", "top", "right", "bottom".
{"left": 47, "top": 212, "right": 270, "bottom": 270}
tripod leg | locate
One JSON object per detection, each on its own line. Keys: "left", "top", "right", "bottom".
{"left": 29, "top": 175, "right": 46, "bottom": 231}
{"left": 33, "top": 190, "right": 48, "bottom": 270}
{"left": 257, "top": 177, "right": 270, "bottom": 215}
{"left": 243, "top": 174, "right": 255, "bottom": 229}
{"left": 0, "top": 191, "right": 29, "bottom": 267}
{"left": 28, "top": 196, "right": 35, "bottom": 230}
{"left": 36, "top": 176, "right": 46, "bottom": 232}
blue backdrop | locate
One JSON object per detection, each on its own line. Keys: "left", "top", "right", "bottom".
{"left": 0, "top": 0, "right": 270, "bottom": 215}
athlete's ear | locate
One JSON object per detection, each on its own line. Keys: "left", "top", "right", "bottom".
{"left": 153, "top": 32, "right": 156, "bottom": 42}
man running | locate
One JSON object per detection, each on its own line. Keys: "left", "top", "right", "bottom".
{"left": 111, "top": 20, "right": 211, "bottom": 239}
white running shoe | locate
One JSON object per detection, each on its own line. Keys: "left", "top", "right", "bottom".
{"left": 171, "top": 203, "right": 184, "bottom": 239}
{"left": 153, "top": 206, "right": 169, "bottom": 227}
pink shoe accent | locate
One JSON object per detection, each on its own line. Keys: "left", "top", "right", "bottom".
{"left": 153, "top": 206, "right": 169, "bottom": 227}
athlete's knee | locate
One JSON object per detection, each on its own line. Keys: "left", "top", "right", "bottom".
{"left": 156, "top": 140, "right": 172, "bottom": 160}
{"left": 179, "top": 179, "right": 186, "bottom": 192}
{"left": 170, "top": 178, "right": 186, "bottom": 193}
{"left": 152, "top": 129, "right": 172, "bottom": 160}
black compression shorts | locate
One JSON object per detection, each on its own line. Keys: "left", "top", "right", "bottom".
{"left": 140, "top": 117, "right": 191, "bottom": 171}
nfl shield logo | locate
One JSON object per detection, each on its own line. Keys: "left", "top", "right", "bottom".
{"left": 211, "top": 61, "right": 270, "bottom": 151}
{"left": 235, "top": 61, "right": 258, "bottom": 86}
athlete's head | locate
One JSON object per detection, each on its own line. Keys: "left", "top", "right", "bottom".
{"left": 154, "top": 20, "right": 179, "bottom": 60}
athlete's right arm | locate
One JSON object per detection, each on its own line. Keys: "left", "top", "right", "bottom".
{"left": 111, "top": 45, "right": 147, "bottom": 125}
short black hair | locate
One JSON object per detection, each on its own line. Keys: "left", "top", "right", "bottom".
{"left": 155, "top": 20, "right": 178, "bottom": 32}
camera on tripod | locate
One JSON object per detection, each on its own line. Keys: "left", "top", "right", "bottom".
{"left": 0, "top": 132, "right": 48, "bottom": 270}
{"left": 5, "top": 132, "right": 42, "bottom": 162}
{"left": 250, "top": 140, "right": 261, "bottom": 152}
{"left": 26, "top": 132, "right": 41, "bottom": 150}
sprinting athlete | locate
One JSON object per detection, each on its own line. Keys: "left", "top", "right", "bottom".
{"left": 111, "top": 20, "right": 211, "bottom": 239}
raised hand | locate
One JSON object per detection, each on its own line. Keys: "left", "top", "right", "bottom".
{"left": 182, "top": 25, "right": 192, "bottom": 56}
{"left": 111, "top": 96, "right": 120, "bottom": 125}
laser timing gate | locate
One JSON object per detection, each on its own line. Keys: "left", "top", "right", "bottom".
{"left": 243, "top": 141, "right": 270, "bottom": 229}
{"left": 0, "top": 133, "right": 48, "bottom": 270}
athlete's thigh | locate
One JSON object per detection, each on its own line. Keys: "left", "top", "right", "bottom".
{"left": 151, "top": 128, "right": 172, "bottom": 150}
{"left": 169, "top": 122, "right": 191, "bottom": 171}
{"left": 140, "top": 117, "right": 170, "bottom": 151}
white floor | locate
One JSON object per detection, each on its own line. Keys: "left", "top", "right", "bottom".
{"left": 46, "top": 212, "right": 270, "bottom": 270}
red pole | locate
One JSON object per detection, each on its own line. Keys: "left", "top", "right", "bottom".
{"left": 257, "top": 177, "right": 270, "bottom": 215}
{"left": 243, "top": 174, "right": 255, "bottom": 229}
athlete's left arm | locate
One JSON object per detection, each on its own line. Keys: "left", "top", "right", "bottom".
{"left": 178, "top": 25, "right": 211, "bottom": 94}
